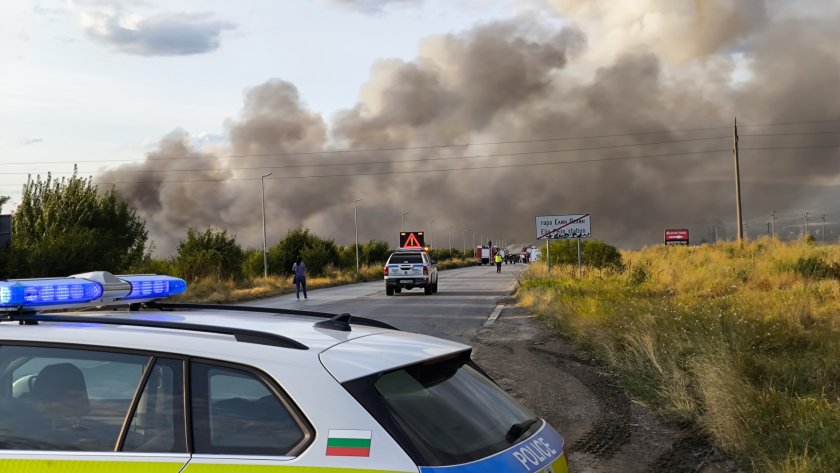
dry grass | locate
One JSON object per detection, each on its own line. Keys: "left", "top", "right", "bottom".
{"left": 172, "top": 258, "right": 475, "bottom": 304}
{"left": 518, "top": 238, "right": 840, "bottom": 473}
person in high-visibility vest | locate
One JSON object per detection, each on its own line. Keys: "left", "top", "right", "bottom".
{"left": 495, "top": 251, "right": 503, "bottom": 273}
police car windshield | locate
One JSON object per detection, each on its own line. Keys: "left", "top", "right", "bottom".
{"left": 344, "top": 354, "right": 537, "bottom": 466}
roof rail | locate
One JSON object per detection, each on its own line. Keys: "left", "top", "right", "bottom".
{"left": 7, "top": 314, "right": 308, "bottom": 350}
{"left": 146, "top": 302, "right": 400, "bottom": 331}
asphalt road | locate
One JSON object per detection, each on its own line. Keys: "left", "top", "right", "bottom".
{"left": 247, "top": 263, "right": 520, "bottom": 342}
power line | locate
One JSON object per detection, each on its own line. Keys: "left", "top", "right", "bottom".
{"left": 68, "top": 135, "right": 733, "bottom": 175}
{"left": 2, "top": 119, "right": 839, "bottom": 169}
{"left": 89, "top": 148, "right": 734, "bottom": 185}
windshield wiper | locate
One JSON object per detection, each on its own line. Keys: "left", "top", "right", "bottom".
{"left": 505, "top": 417, "right": 540, "bottom": 444}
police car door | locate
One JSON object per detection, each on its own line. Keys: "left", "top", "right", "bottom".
{"left": 0, "top": 345, "right": 190, "bottom": 472}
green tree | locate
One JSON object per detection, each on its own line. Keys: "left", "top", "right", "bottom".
{"left": 0, "top": 196, "right": 9, "bottom": 214}
{"left": 267, "top": 227, "right": 339, "bottom": 277}
{"left": 173, "top": 227, "right": 245, "bottom": 281}
{"left": 7, "top": 173, "right": 148, "bottom": 277}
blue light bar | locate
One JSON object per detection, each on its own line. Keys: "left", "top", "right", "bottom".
{"left": 0, "top": 279, "right": 104, "bottom": 309}
{"left": 117, "top": 275, "right": 187, "bottom": 301}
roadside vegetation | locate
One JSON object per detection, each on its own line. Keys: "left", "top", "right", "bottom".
{"left": 0, "top": 177, "right": 473, "bottom": 302}
{"left": 519, "top": 239, "right": 840, "bottom": 473}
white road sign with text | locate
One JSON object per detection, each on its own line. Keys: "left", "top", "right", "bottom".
{"left": 536, "top": 214, "right": 591, "bottom": 239}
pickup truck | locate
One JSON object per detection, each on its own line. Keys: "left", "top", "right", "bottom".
{"left": 384, "top": 250, "right": 438, "bottom": 295}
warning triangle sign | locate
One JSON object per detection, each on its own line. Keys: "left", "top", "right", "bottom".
{"left": 403, "top": 233, "right": 422, "bottom": 248}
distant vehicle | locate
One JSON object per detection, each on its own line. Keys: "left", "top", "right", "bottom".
{"left": 476, "top": 245, "right": 501, "bottom": 265}
{"left": 384, "top": 249, "right": 438, "bottom": 295}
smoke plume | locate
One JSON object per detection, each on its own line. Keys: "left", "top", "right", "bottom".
{"left": 98, "top": 0, "right": 840, "bottom": 253}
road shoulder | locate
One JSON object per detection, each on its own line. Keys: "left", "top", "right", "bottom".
{"left": 470, "top": 302, "right": 740, "bottom": 473}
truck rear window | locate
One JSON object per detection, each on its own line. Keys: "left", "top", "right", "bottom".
{"left": 389, "top": 254, "right": 423, "bottom": 264}
{"left": 343, "top": 353, "right": 539, "bottom": 466}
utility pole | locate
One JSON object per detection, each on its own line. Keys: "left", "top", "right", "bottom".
{"left": 462, "top": 229, "right": 466, "bottom": 255}
{"left": 822, "top": 215, "right": 827, "bottom": 243}
{"left": 354, "top": 198, "right": 362, "bottom": 274}
{"left": 713, "top": 222, "right": 719, "bottom": 244}
{"left": 260, "top": 172, "right": 272, "bottom": 278}
{"left": 743, "top": 222, "right": 749, "bottom": 240}
{"left": 767, "top": 222, "right": 771, "bottom": 236}
{"left": 771, "top": 211, "right": 776, "bottom": 238}
{"left": 804, "top": 212, "right": 810, "bottom": 237}
{"left": 733, "top": 117, "right": 744, "bottom": 242}
{"left": 448, "top": 227, "right": 452, "bottom": 251}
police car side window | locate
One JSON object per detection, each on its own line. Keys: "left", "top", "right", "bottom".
{"left": 0, "top": 345, "right": 149, "bottom": 451}
{"left": 190, "top": 362, "right": 307, "bottom": 456}
{"left": 123, "top": 358, "right": 187, "bottom": 453}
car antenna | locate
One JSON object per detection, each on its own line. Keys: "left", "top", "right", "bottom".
{"left": 314, "top": 313, "right": 352, "bottom": 332}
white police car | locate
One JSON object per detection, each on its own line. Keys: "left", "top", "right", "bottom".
{"left": 0, "top": 271, "right": 568, "bottom": 472}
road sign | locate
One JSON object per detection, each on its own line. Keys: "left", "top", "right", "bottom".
{"left": 664, "top": 229, "right": 689, "bottom": 246}
{"left": 536, "top": 214, "right": 591, "bottom": 240}
{"left": 399, "top": 231, "right": 425, "bottom": 249}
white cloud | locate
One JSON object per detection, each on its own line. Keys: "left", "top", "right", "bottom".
{"left": 321, "top": 0, "right": 422, "bottom": 14}
{"left": 22, "top": 138, "right": 44, "bottom": 145}
{"left": 81, "top": 9, "right": 236, "bottom": 56}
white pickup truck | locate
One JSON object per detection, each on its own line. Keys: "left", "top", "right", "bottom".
{"left": 384, "top": 249, "right": 438, "bottom": 295}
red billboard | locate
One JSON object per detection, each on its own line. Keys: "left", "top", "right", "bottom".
{"left": 664, "top": 229, "right": 689, "bottom": 246}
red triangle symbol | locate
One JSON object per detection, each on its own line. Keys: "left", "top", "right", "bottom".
{"left": 404, "top": 233, "right": 422, "bottom": 248}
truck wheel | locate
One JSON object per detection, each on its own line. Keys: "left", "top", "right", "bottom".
{"left": 424, "top": 285, "right": 432, "bottom": 295}
{"left": 395, "top": 287, "right": 402, "bottom": 294}
{"left": 432, "top": 283, "right": 438, "bottom": 293}
{"left": 386, "top": 286, "right": 394, "bottom": 296}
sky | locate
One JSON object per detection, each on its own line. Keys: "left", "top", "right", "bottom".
{"left": 2, "top": 0, "right": 840, "bottom": 254}
{"left": 1, "top": 0, "right": 518, "bottom": 204}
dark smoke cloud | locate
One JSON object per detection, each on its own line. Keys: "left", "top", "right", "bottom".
{"left": 99, "top": 1, "right": 840, "bottom": 253}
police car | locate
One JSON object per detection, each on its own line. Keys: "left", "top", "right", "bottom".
{"left": 0, "top": 271, "right": 568, "bottom": 472}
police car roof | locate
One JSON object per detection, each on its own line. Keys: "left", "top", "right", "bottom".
{"left": 1, "top": 308, "right": 470, "bottom": 380}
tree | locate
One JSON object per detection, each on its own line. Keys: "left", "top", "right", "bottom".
{"left": 173, "top": 227, "right": 245, "bottom": 281}
{"left": 7, "top": 173, "right": 148, "bottom": 277}
{"left": 267, "top": 227, "right": 340, "bottom": 277}
{"left": 0, "top": 196, "right": 9, "bottom": 214}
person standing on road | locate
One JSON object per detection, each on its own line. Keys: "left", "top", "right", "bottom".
{"left": 292, "top": 256, "right": 308, "bottom": 300}
{"left": 495, "top": 251, "right": 503, "bottom": 273}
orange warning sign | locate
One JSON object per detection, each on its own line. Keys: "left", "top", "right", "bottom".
{"left": 399, "top": 231, "right": 425, "bottom": 249}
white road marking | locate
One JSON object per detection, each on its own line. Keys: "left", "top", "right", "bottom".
{"left": 484, "top": 304, "right": 504, "bottom": 327}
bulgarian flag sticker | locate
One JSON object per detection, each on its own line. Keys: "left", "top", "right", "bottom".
{"left": 326, "top": 430, "right": 372, "bottom": 457}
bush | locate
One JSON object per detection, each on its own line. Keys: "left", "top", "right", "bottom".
{"left": 539, "top": 239, "right": 623, "bottom": 270}
{"left": 242, "top": 249, "right": 266, "bottom": 279}
{"left": 267, "top": 227, "right": 339, "bottom": 277}
{"left": 173, "top": 227, "right": 245, "bottom": 281}
{"left": 792, "top": 256, "right": 840, "bottom": 280}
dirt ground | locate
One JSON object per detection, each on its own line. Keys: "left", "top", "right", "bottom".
{"left": 470, "top": 300, "right": 743, "bottom": 473}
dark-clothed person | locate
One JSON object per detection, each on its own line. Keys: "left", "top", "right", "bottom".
{"left": 292, "top": 257, "right": 308, "bottom": 300}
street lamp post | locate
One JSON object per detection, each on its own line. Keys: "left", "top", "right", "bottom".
{"left": 354, "top": 199, "right": 362, "bottom": 274}
{"left": 430, "top": 220, "right": 435, "bottom": 248}
{"left": 260, "top": 172, "right": 272, "bottom": 278}
{"left": 401, "top": 212, "right": 409, "bottom": 231}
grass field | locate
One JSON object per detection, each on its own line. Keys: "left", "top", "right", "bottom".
{"left": 175, "top": 257, "right": 475, "bottom": 303}
{"left": 518, "top": 238, "right": 840, "bottom": 473}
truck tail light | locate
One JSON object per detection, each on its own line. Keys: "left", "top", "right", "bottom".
{"left": 384, "top": 266, "right": 389, "bottom": 276}
{"left": 423, "top": 266, "right": 429, "bottom": 276}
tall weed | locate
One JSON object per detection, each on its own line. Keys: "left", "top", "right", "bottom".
{"left": 519, "top": 238, "right": 840, "bottom": 472}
